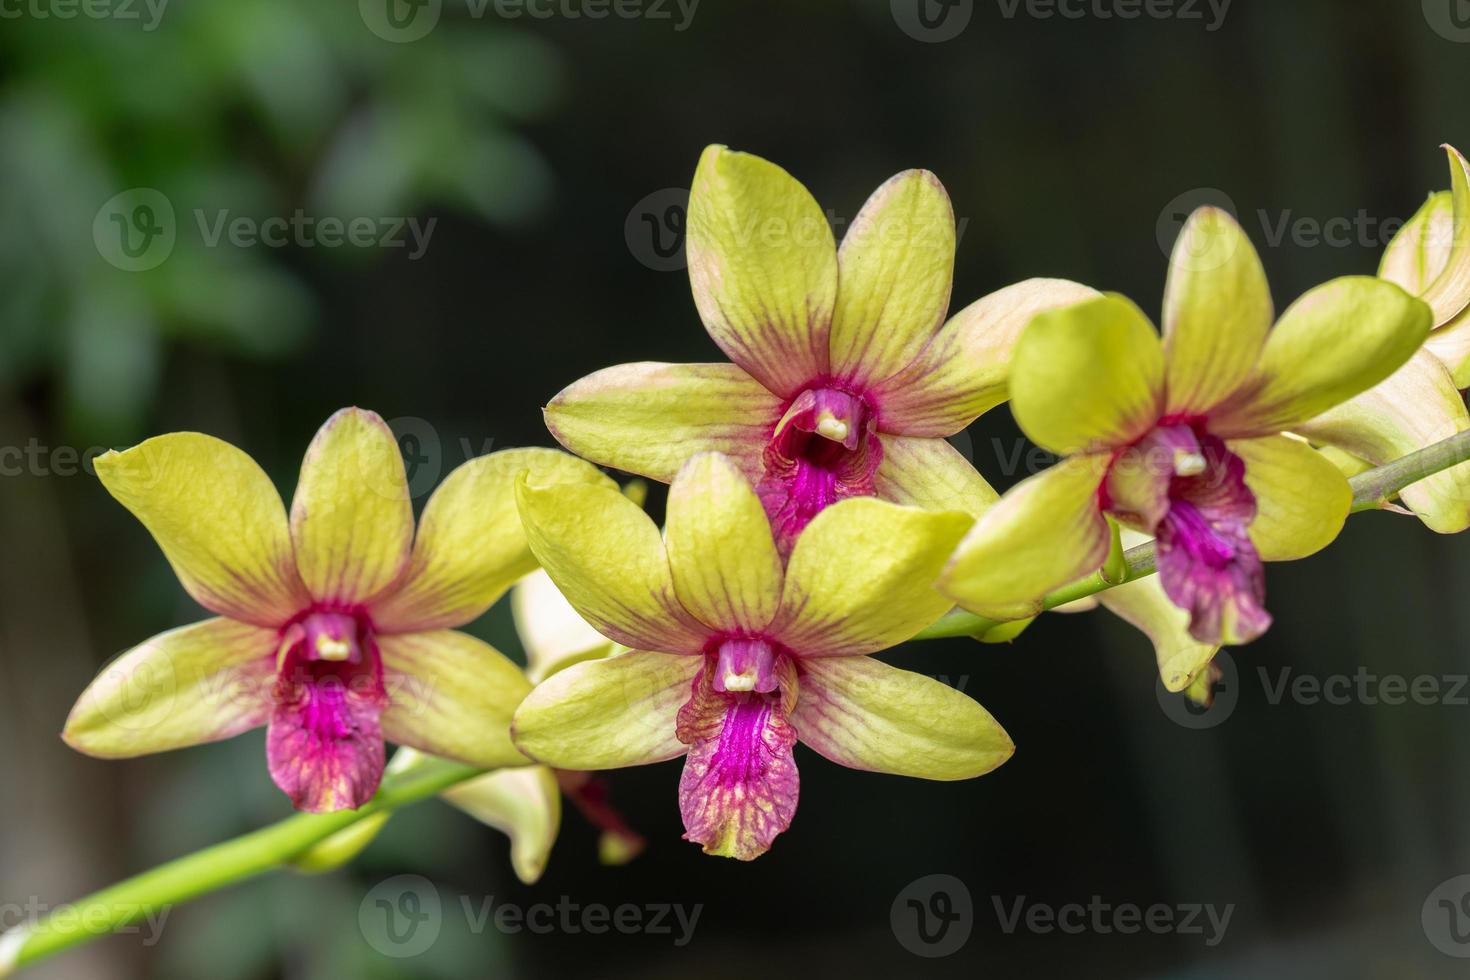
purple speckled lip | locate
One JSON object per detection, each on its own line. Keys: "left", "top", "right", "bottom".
{"left": 267, "top": 609, "right": 387, "bottom": 813}
{"left": 756, "top": 384, "right": 883, "bottom": 553}
{"left": 676, "top": 652, "right": 800, "bottom": 860}
{"left": 1108, "top": 422, "right": 1271, "bottom": 644}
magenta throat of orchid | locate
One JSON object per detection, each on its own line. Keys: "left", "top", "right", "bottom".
{"left": 711, "top": 636, "right": 780, "bottom": 693}
{"left": 268, "top": 609, "right": 388, "bottom": 813}
{"left": 1107, "top": 421, "right": 1271, "bottom": 644}
{"left": 756, "top": 385, "right": 883, "bottom": 552}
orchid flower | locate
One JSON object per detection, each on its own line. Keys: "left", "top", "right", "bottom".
{"left": 295, "top": 563, "right": 639, "bottom": 883}
{"left": 511, "top": 452, "right": 1012, "bottom": 860}
{"left": 63, "top": 408, "right": 611, "bottom": 813}
{"left": 545, "top": 144, "right": 1095, "bottom": 551}
{"left": 940, "top": 208, "right": 1431, "bottom": 645}
{"left": 1292, "top": 145, "right": 1470, "bottom": 533}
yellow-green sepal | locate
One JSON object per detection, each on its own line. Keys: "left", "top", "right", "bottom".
{"left": 1379, "top": 145, "right": 1470, "bottom": 327}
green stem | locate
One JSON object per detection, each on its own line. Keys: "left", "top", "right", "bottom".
{"left": 913, "top": 541, "right": 1158, "bottom": 640}
{"left": 914, "top": 428, "right": 1470, "bottom": 642}
{"left": 1348, "top": 427, "right": 1470, "bottom": 512}
{"left": 3, "top": 759, "right": 483, "bottom": 974}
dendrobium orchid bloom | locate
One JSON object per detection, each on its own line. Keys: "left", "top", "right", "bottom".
{"left": 1293, "top": 145, "right": 1470, "bottom": 534}
{"left": 940, "top": 208, "right": 1431, "bottom": 645}
{"left": 511, "top": 452, "right": 1013, "bottom": 860}
{"left": 545, "top": 144, "right": 1095, "bottom": 551}
{"left": 63, "top": 408, "right": 612, "bottom": 813}
{"left": 295, "top": 565, "right": 636, "bottom": 882}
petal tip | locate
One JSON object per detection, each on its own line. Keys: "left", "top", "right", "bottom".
{"left": 91, "top": 447, "right": 123, "bottom": 475}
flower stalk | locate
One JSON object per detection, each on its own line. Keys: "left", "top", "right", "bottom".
{"left": 1347, "top": 426, "right": 1470, "bottom": 513}
{"left": 2, "top": 758, "right": 482, "bottom": 975}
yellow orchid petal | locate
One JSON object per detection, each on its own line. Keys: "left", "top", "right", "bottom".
{"left": 870, "top": 278, "right": 1100, "bottom": 436}
{"left": 544, "top": 361, "right": 784, "bottom": 484}
{"left": 516, "top": 478, "right": 708, "bottom": 653}
{"left": 1209, "top": 277, "right": 1431, "bottom": 438}
{"left": 443, "top": 764, "right": 562, "bottom": 885}
{"left": 290, "top": 408, "right": 413, "bottom": 606}
{"left": 791, "top": 656, "right": 1013, "bottom": 779}
{"left": 873, "top": 433, "right": 999, "bottom": 521}
{"left": 1425, "top": 308, "right": 1470, "bottom": 387}
{"left": 665, "top": 453, "right": 783, "bottom": 633}
{"left": 378, "top": 630, "right": 531, "bottom": 769}
{"left": 511, "top": 650, "right": 699, "bottom": 769}
{"left": 1295, "top": 350, "right": 1470, "bottom": 533}
{"left": 512, "top": 568, "right": 615, "bottom": 684}
{"left": 94, "top": 433, "right": 308, "bottom": 627}
{"left": 1391, "top": 145, "right": 1470, "bottom": 326}
{"left": 828, "top": 170, "right": 955, "bottom": 387}
{"left": 938, "top": 454, "right": 1111, "bottom": 620}
{"left": 1161, "top": 207, "right": 1273, "bottom": 416}
{"left": 686, "top": 145, "right": 837, "bottom": 397}
{"left": 1229, "top": 435, "right": 1351, "bottom": 561}
{"left": 372, "top": 448, "right": 615, "bottom": 633}
{"left": 1098, "top": 575, "right": 1218, "bottom": 693}
{"left": 1010, "top": 294, "right": 1165, "bottom": 454}
{"left": 772, "top": 498, "right": 973, "bottom": 657}
{"left": 63, "top": 618, "right": 276, "bottom": 757}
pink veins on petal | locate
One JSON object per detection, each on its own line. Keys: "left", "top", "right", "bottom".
{"left": 267, "top": 609, "right": 388, "bottom": 813}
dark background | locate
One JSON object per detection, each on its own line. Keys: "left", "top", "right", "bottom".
{"left": 4, "top": 0, "right": 1470, "bottom": 976}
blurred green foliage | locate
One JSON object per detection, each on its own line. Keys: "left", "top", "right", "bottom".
{"left": 0, "top": 1, "right": 563, "bottom": 442}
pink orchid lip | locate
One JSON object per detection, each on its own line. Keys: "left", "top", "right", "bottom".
{"left": 268, "top": 607, "right": 388, "bottom": 812}
{"left": 1105, "top": 420, "right": 1270, "bottom": 644}
{"left": 677, "top": 650, "right": 800, "bottom": 859}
